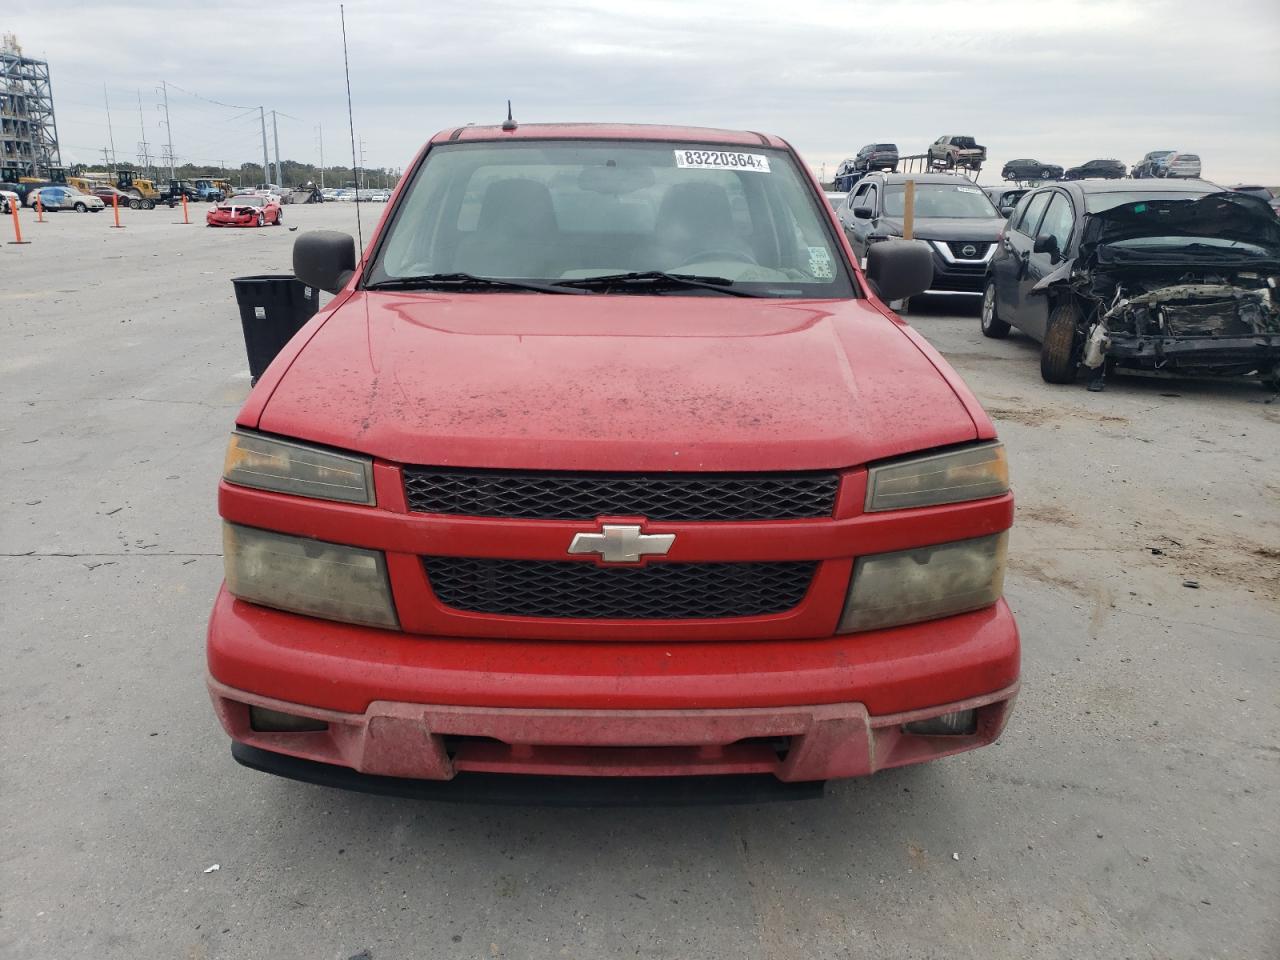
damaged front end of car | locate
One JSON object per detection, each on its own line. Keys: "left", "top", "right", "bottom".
{"left": 1038, "top": 192, "right": 1280, "bottom": 390}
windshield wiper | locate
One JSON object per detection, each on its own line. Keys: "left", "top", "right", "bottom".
{"left": 552, "top": 271, "right": 767, "bottom": 297}
{"left": 365, "top": 273, "right": 585, "bottom": 295}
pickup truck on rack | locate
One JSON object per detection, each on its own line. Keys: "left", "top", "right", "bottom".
{"left": 207, "top": 122, "right": 1020, "bottom": 794}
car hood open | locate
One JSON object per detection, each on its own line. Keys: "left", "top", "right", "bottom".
{"left": 253, "top": 293, "right": 980, "bottom": 472}
{"left": 1081, "top": 192, "right": 1280, "bottom": 256}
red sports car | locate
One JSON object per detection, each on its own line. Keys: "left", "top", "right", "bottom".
{"left": 207, "top": 195, "right": 282, "bottom": 227}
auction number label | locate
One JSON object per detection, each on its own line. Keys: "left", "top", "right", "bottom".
{"left": 674, "top": 150, "right": 771, "bottom": 172}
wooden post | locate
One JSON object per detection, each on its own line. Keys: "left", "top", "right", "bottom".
{"left": 903, "top": 180, "right": 915, "bottom": 241}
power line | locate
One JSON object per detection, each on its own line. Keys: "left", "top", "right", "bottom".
{"left": 162, "top": 81, "right": 255, "bottom": 112}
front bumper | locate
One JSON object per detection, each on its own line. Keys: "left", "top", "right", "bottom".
{"left": 207, "top": 589, "right": 1020, "bottom": 783}
{"left": 920, "top": 241, "right": 994, "bottom": 295}
{"left": 1108, "top": 333, "right": 1280, "bottom": 369}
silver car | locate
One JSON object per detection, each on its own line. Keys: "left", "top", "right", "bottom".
{"left": 1163, "top": 153, "right": 1202, "bottom": 178}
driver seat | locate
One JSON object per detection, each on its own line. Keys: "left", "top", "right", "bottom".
{"left": 653, "top": 182, "right": 752, "bottom": 269}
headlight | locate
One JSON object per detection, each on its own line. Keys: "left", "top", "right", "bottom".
{"left": 865, "top": 441, "right": 1007, "bottom": 512}
{"left": 223, "top": 523, "right": 398, "bottom": 628}
{"left": 837, "top": 531, "right": 1007, "bottom": 633}
{"left": 223, "top": 430, "right": 375, "bottom": 504}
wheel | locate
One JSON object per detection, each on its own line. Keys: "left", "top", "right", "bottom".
{"left": 1040, "top": 301, "right": 1082, "bottom": 383}
{"left": 143, "top": 199, "right": 155, "bottom": 210}
{"left": 129, "top": 198, "right": 141, "bottom": 210}
{"left": 74, "top": 202, "right": 87, "bottom": 212}
{"left": 981, "top": 281, "right": 1011, "bottom": 338}
{"left": 1040, "top": 168, "right": 1053, "bottom": 179}
{"left": 256, "top": 211, "right": 265, "bottom": 227}
{"left": 274, "top": 209, "right": 283, "bottom": 225}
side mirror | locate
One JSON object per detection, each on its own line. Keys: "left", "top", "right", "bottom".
{"left": 865, "top": 239, "right": 933, "bottom": 302}
{"left": 1033, "top": 235, "right": 1059, "bottom": 259}
{"left": 853, "top": 204, "right": 875, "bottom": 220}
{"left": 294, "top": 230, "right": 356, "bottom": 294}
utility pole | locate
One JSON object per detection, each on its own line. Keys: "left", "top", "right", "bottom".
{"left": 157, "top": 80, "right": 174, "bottom": 181}
{"left": 271, "top": 109, "right": 282, "bottom": 187}
{"left": 136, "top": 90, "right": 151, "bottom": 176}
{"left": 101, "top": 146, "right": 112, "bottom": 169}
{"left": 104, "top": 84, "right": 117, "bottom": 166}
{"left": 316, "top": 124, "right": 324, "bottom": 188}
{"left": 258, "top": 107, "right": 270, "bottom": 187}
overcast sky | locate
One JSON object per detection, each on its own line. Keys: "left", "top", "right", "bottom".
{"left": 11, "top": 0, "right": 1280, "bottom": 184}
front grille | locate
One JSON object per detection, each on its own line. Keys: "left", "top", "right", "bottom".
{"left": 946, "top": 241, "right": 992, "bottom": 260}
{"left": 422, "top": 556, "right": 817, "bottom": 619}
{"left": 403, "top": 468, "right": 839, "bottom": 521}
{"left": 933, "top": 264, "right": 987, "bottom": 293}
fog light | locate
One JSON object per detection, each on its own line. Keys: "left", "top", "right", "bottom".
{"left": 249, "top": 706, "right": 329, "bottom": 733}
{"left": 903, "top": 709, "right": 976, "bottom": 736}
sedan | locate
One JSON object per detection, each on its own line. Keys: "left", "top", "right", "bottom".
{"left": 206, "top": 195, "right": 283, "bottom": 227}
{"left": 29, "top": 186, "right": 105, "bottom": 212}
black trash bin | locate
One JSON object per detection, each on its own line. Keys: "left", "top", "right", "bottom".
{"left": 232, "top": 275, "right": 320, "bottom": 382}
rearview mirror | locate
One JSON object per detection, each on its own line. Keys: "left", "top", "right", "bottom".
{"left": 865, "top": 239, "right": 933, "bottom": 302}
{"left": 1033, "top": 235, "right": 1060, "bottom": 259}
{"left": 853, "top": 204, "right": 875, "bottom": 220}
{"left": 294, "top": 230, "right": 356, "bottom": 294}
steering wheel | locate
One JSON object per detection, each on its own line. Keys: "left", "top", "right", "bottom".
{"left": 678, "top": 247, "right": 758, "bottom": 266}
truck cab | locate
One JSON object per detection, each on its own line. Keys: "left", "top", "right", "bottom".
{"left": 207, "top": 123, "right": 1019, "bottom": 792}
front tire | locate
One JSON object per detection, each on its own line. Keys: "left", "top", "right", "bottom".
{"left": 981, "top": 281, "right": 1011, "bottom": 338}
{"left": 74, "top": 202, "right": 87, "bottom": 212}
{"left": 256, "top": 212, "right": 265, "bottom": 227}
{"left": 1040, "top": 301, "right": 1082, "bottom": 383}
{"left": 274, "top": 209, "right": 283, "bottom": 225}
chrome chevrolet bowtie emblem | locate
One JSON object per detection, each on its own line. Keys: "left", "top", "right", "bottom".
{"left": 568, "top": 524, "right": 675, "bottom": 564}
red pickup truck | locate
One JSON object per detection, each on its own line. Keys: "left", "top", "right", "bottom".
{"left": 208, "top": 123, "right": 1019, "bottom": 792}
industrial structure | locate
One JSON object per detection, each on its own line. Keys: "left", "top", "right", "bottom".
{"left": 1, "top": 33, "right": 61, "bottom": 180}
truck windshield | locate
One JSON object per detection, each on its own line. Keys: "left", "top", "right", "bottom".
{"left": 367, "top": 140, "right": 853, "bottom": 297}
{"left": 884, "top": 183, "right": 998, "bottom": 218}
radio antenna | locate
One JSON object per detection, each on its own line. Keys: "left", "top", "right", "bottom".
{"left": 340, "top": 4, "right": 364, "bottom": 257}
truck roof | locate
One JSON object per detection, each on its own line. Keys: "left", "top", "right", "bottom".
{"left": 430, "top": 122, "right": 789, "bottom": 149}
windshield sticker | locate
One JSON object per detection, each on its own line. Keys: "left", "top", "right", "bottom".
{"left": 674, "top": 150, "right": 771, "bottom": 173}
{"left": 807, "top": 246, "right": 833, "bottom": 279}
{"left": 956, "top": 186, "right": 981, "bottom": 194}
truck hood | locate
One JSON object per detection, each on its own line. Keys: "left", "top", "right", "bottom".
{"left": 254, "top": 293, "right": 979, "bottom": 472}
{"left": 880, "top": 216, "right": 1006, "bottom": 242}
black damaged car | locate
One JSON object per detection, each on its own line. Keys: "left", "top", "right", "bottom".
{"left": 981, "top": 179, "right": 1280, "bottom": 391}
